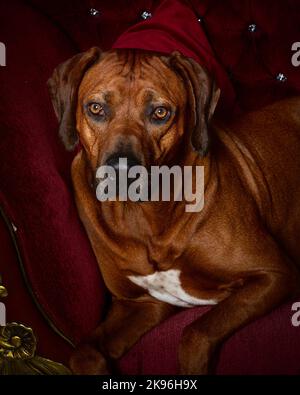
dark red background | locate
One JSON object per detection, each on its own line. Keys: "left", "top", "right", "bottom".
{"left": 0, "top": 0, "right": 300, "bottom": 374}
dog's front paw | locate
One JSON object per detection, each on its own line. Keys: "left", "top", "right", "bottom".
{"left": 70, "top": 343, "right": 110, "bottom": 375}
{"left": 178, "top": 328, "right": 214, "bottom": 375}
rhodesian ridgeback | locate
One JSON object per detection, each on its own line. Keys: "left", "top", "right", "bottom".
{"left": 48, "top": 47, "right": 300, "bottom": 374}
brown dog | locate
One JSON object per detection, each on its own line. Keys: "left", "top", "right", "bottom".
{"left": 48, "top": 47, "right": 300, "bottom": 375}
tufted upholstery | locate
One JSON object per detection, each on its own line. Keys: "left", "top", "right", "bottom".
{"left": 0, "top": 0, "right": 299, "bottom": 374}
{"left": 192, "top": 0, "right": 300, "bottom": 111}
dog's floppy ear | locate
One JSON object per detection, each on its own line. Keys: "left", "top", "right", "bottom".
{"left": 168, "top": 51, "right": 220, "bottom": 156}
{"left": 47, "top": 47, "right": 101, "bottom": 150}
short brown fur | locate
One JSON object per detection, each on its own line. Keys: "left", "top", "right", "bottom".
{"left": 48, "top": 48, "right": 300, "bottom": 374}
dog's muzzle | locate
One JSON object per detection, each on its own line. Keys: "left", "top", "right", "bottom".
{"left": 94, "top": 153, "right": 147, "bottom": 201}
{"left": 105, "top": 154, "right": 142, "bottom": 186}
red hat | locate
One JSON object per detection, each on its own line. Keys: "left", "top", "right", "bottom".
{"left": 112, "top": 0, "right": 236, "bottom": 116}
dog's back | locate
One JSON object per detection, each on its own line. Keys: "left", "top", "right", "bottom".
{"left": 217, "top": 97, "right": 300, "bottom": 263}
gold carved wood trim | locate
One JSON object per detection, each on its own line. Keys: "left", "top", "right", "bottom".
{"left": 0, "top": 247, "right": 71, "bottom": 374}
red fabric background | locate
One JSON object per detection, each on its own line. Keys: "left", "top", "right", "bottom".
{"left": 0, "top": 0, "right": 300, "bottom": 374}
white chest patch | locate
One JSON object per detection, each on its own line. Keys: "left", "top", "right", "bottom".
{"left": 128, "top": 269, "right": 218, "bottom": 308}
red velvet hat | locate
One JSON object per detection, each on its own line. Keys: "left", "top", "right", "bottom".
{"left": 112, "top": 0, "right": 236, "bottom": 116}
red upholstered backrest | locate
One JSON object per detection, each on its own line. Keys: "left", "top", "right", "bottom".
{"left": 0, "top": 1, "right": 106, "bottom": 345}
{"left": 192, "top": 0, "right": 300, "bottom": 110}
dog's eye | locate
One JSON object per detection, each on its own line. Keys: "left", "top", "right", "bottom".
{"left": 88, "top": 103, "right": 105, "bottom": 117}
{"left": 152, "top": 107, "right": 170, "bottom": 121}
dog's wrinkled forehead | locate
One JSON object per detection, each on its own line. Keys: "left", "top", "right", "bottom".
{"left": 48, "top": 47, "right": 219, "bottom": 155}
{"left": 78, "top": 50, "right": 185, "bottom": 105}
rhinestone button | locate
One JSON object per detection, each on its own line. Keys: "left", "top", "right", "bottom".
{"left": 276, "top": 73, "right": 287, "bottom": 82}
{"left": 197, "top": 16, "right": 203, "bottom": 23}
{"left": 141, "top": 11, "right": 152, "bottom": 20}
{"left": 248, "top": 23, "right": 257, "bottom": 33}
{"left": 89, "top": 8, "right": 100, "bottom": 17}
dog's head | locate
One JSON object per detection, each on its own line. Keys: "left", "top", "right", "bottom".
{"left": 48, "top": 48, "right": 220, "bottom": 176}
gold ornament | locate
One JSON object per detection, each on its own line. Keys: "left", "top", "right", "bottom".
{"left": 0, "top": 276, "right": 71, "bottom": 375}
{"left": 0, "top": 322, "right": 71, "bottom": 375}
{"left": 0, "top": 275, "right": 8, "bottom": 298}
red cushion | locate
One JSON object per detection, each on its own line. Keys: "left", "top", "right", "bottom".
{"left": 0, "top": 0, "right": 105, "bottom": 346}
{"left": 118, "top": 302, "right": 300, "bottom": 375}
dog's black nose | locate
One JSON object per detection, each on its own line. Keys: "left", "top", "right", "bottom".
{"left": 104, "top": 155, "right": 142, "bottom": 191}
{"left": 105, "top": 155, "right": 141, "bottom": 173}
{"left": 96, "top": 154, "right": 146, "bottom": 200}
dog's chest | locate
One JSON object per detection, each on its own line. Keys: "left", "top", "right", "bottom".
{"left": 128, "top": 269, "right": 217, "bottom": 307}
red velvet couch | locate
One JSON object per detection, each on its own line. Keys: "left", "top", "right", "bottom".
{"left": 0, "top": 0, "right": 300, "bottom": 374}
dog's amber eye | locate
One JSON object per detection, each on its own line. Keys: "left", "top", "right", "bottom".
{"left": 88, "top": 103, "right": 105, "bottom": 116}
{"left": 152, "top": 107, "right": 169, "bottom": 121}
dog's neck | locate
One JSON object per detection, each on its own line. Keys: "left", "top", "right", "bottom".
{"left": 95, "top": 149, "right": 217, "bottom": 234}
{"left": 73, "top": 149, "right": 218, "bottom": 272}
{"left": 95, "top": 149, "right": 218, "bottom": 271}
